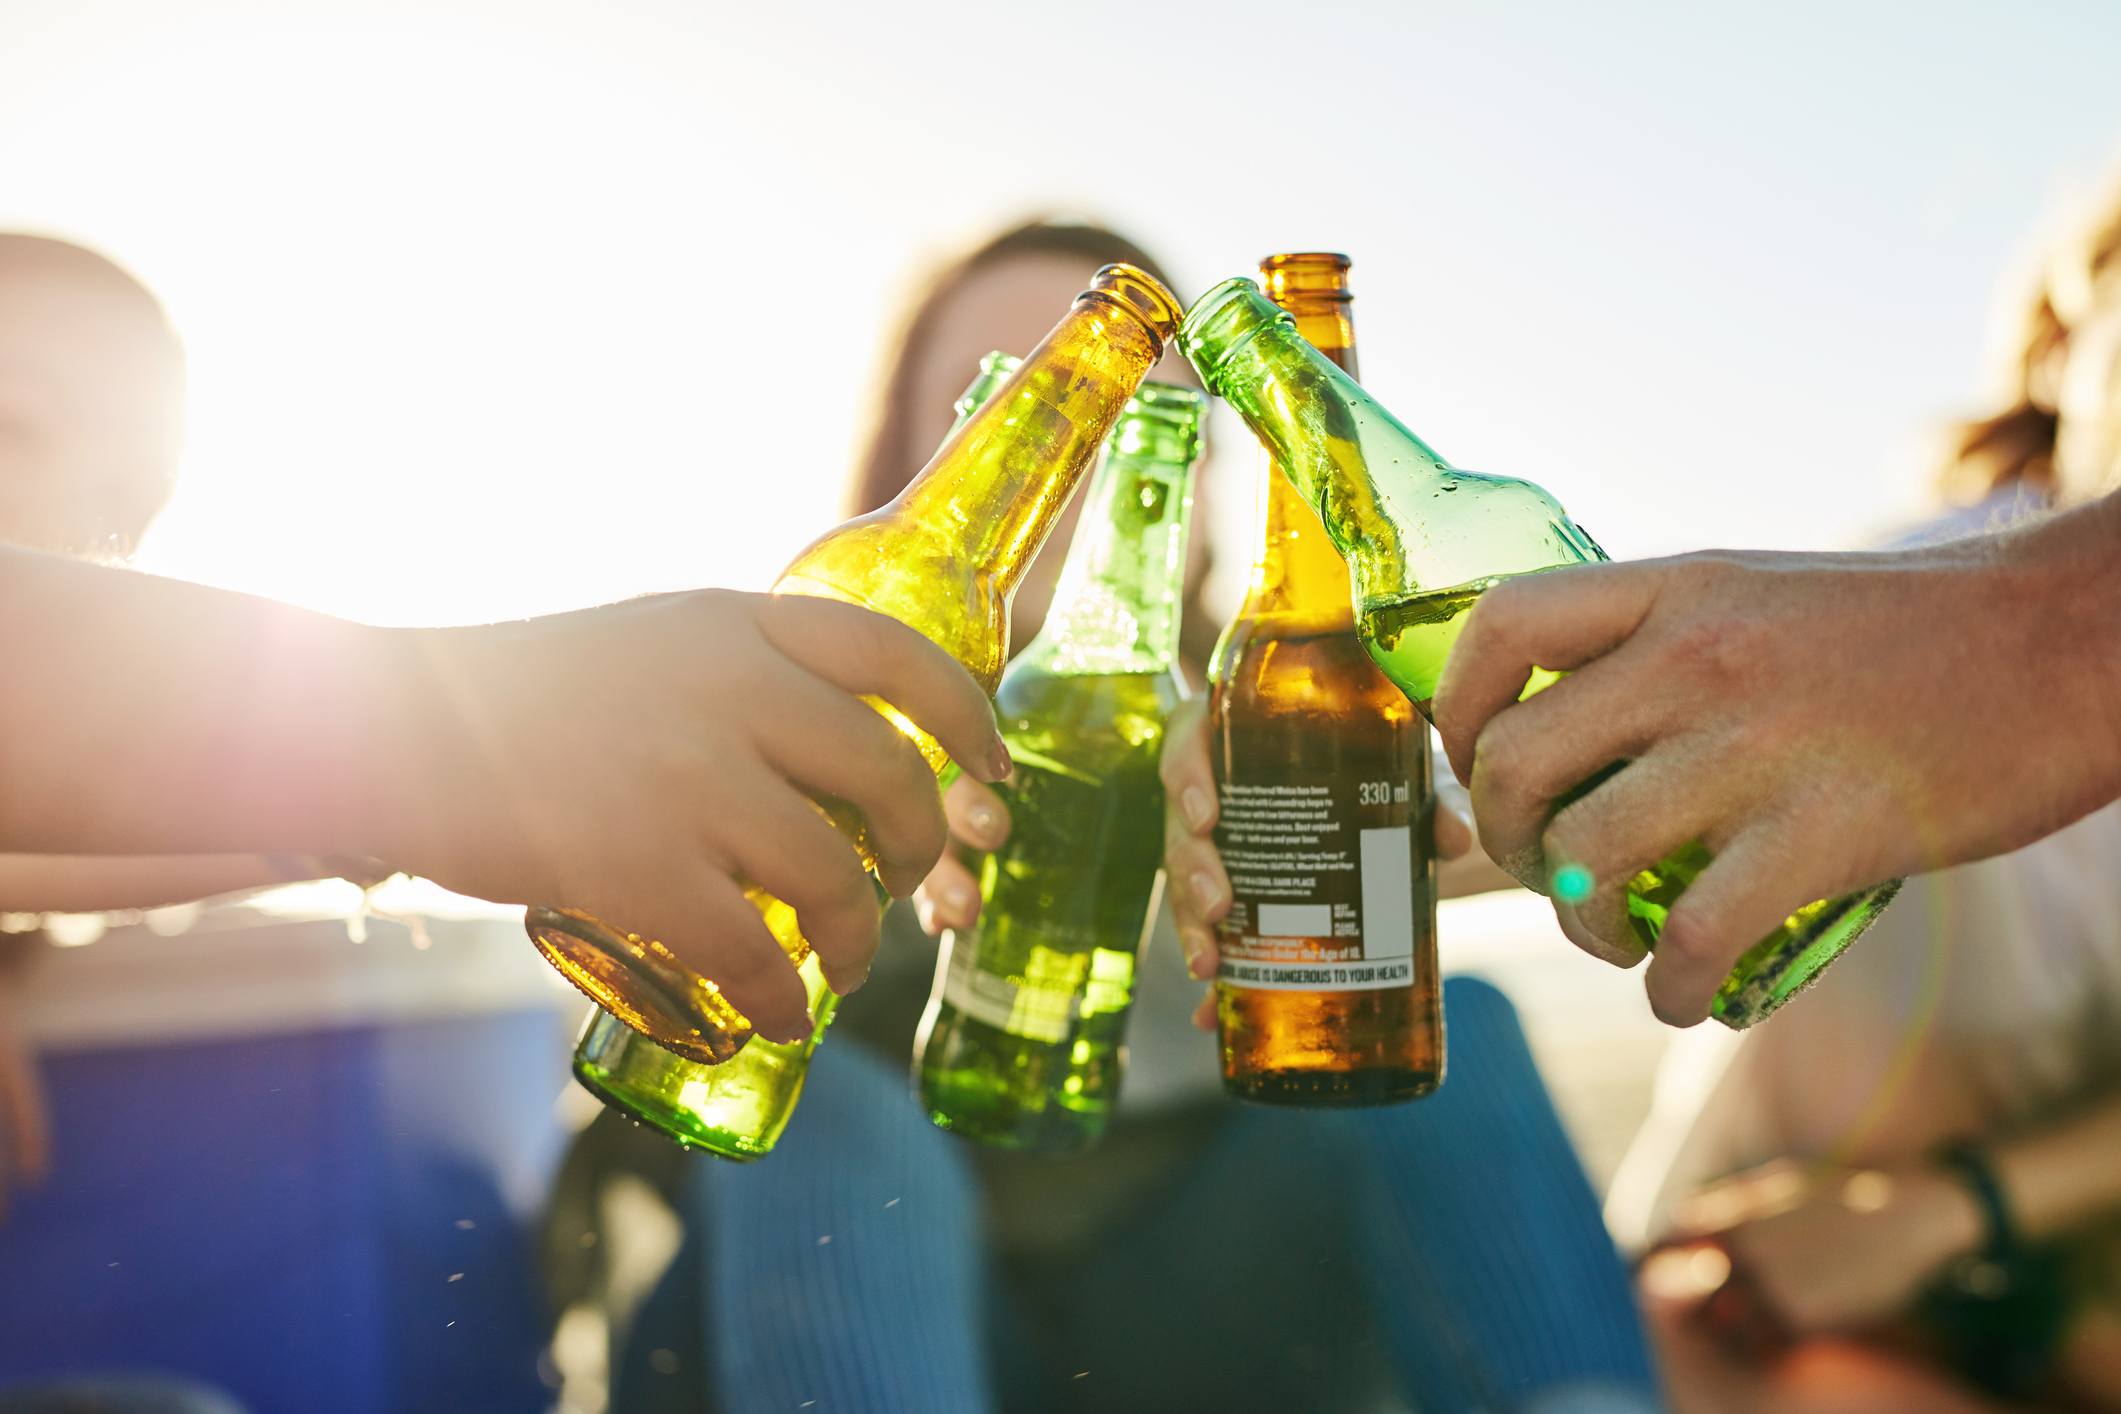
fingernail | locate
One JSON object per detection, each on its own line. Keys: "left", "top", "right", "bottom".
{"left": 1550, "top": 862, "right": 1595, "bottom": 905}
{"left": 1181, "top": 786, "right": 1213, "bottom": 832}
{"left": 1188, "top": 870, "right": 1221, "bottom": 913}
{"left": 942, "top": 878, "right": 977, "bottom": 916}
{"left": 987, "top": 741, "right": 1014, "bottom": 782}
{"left": 967, "top": 802, "right": 1000, "bottom": 843}
{"left": 1182, "top": 931, "right": 1214, "bottom": 979}
{"left": 1555, "top": 898, "right": 1643, "bottom": 968}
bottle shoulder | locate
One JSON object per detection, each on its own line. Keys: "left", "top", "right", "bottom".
{"left": 776, "top": 518, "right": 1009, "bottom": 689}
{"left": 1207, "top": 620, "right": 1415, "bottom": 727}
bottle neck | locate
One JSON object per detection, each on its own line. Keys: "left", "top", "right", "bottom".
{"left": 1247, "top": 291, "right": 1364, "bottom": 622}
{"left": 1203, "top": 294, "right": 1451, "bottom": 603}
{"left": 777, "top": 274, "right": 1175, "bottom": 695}
{"left": 1026, "top": 441, "right": 1198, "bottom": 675}
{"left": 895, "top": 291, "right": 1166, "bottom": 602}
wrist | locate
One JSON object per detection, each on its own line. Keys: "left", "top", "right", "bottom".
{"left": 2009, "top": 495, "right": 2121, "bottom": 804}
{"left": 352, "top": 624, "right": 484, "bottom": 879}
{"left": 1926, "top": 1146, "right": 2014, "bottom": 1265}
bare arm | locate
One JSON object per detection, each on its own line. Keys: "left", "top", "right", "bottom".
{"left": 1995, "top": 1089, "right": 2121, "bottom": 1244}
{"left": 0, "top": 855, "right": 351, "bottom": 914}
{"left": 1651, "top": 1086, "right": 2121, "bottom": 1337}
{"left": 1435, "top": 489, "right": 2121, "bottom": 1024}
{"left": 0, "top": 548, "right": 1009, "bottom": 1041}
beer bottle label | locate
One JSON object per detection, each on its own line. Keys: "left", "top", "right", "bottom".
{"left": 1213, "top": 774, "right": 1415, "bottom": 991}
{"left": 938, "top": 931, "right": 1079, "bottom": 1044}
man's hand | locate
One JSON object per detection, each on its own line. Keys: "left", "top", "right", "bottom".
{"left": 390, "top": 591, "right": 1009, "bottom": 1044}
{"left": 1433, "top": 494, "right": 2121, "bottom": 1025}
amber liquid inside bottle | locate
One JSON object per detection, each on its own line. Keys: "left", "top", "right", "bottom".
{"left": 1208, "top": 253, "right": 1443, "bottom": 1105}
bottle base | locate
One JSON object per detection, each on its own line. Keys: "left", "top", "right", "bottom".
{"left": 1221, "top": 1064, "right": 1441, "bottom": 1108}
{"left": 572, "top": 1052, "right": 773, "bottom": 1162}
{"left": 571, "top": 996, "right": 831, "bottom": 1163}
{"left": 1703, "top": 877, "right": 1904, "bottom": 1029}
{"left": 919, "top": 1070, "right": 1109, "bottom": 1155}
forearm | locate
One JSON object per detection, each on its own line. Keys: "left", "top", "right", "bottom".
{"left": 0, "top": 854, "right": 324, "bottom": 914}
{"left": 0, "top": 549, "right": 430, "bottom": 859}
{"left": 1993, "top": 1091, "right": 2121, "bottom": 1246}
{"left": 1997, "top": 489, "right": 2121, "bottom": 825}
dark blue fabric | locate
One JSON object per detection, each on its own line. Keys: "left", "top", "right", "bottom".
{"left": 672, "top": 976, "right": 1659, "bottom": 1413}
{"left": 0, "top": 1014, "right": 564, "bottom": 1414}
{"left": 1345, "top": 977, "right": 1657, "bottom": 1409}
{"left": 696, "top": 1038, "right": 990, "bottom": 1412}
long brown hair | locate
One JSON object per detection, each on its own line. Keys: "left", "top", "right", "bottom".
{"left": 844, "top": 219, "right": 1174, "bottom": 517}
{"left": 1940, "top": 172, "right": 2121, "bottom": 503}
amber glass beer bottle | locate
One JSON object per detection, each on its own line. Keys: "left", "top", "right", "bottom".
{"left": 532, "top": 265, "right": 1184, "bottom": 1158}
{"left": 1179, "top": 275, "right": 1899, "bottom": 1027}
{"left": 1205, "top": 253, "right": 1442, "bottom": 1106}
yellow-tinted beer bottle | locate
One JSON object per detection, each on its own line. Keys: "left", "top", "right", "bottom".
{"left": 1205, "top": 253, "right": 1443, "bottom": 1106}
{"left": 532, "top": 264, "right": 1184, "bottom": 1159}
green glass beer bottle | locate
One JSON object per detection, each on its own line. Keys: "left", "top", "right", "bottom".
{"left": 914, "top": 364, "right": 1205, "bottom": 1151}
{"left": 543, "top": 264, "right": 1184, "bottom": 1159}
{"left": 1208, "top": 253, "right": 1441, "bottom": 1107}
{"left": 1177, "top": 278, "right": 1900, "bottom": 1027}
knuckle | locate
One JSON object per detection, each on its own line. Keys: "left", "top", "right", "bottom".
{"left": 1654, "top": 904, "right": 1725, "bottom": 971}
{"left": 1167, "top": 836, "right": 1216, "bottom": 877}
{"left": 1469, "top": 575, "right": 1534, "bottom": 640}
{"left": 1470, "top": 719, "right": 1536, "bottom": 807}
{"left": 1662, "top": 612, "right": 1765, "bottom": 693}
{"left": 1158, "top": 727, "right": 1204, "bottom": 789}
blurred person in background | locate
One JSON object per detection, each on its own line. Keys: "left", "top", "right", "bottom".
{"left": 0, "top": 233, "right": 1006, "bottom": 1414}
{"left": 1611, "top": 170, "right": 2121, "bottom": 1413}
{"left": 0, "top": 233, "right": 298, "bottom": 1414}
{"left": 558, "top": 220, "right": 1659, "bottom": 1414}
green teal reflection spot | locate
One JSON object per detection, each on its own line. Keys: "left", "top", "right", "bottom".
{"left": 1552, "top": 863, "right": 1595, "bottom": 904}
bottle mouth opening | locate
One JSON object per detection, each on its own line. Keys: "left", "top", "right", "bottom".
{"left": 1177, "top": 277, "right": 1286, "bottom": 392}
{"left": 1080, "top": 262, "right": 1184, "bottom": 350}
{"left": 1112, "top": 379, "right": 1206, "bottom": 463}
{"left": 1259, "top": 251, "right": 1354, "bottom": 305}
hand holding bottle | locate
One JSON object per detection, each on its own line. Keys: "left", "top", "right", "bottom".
{"left": 1431, "top": 493, "right": 2121, "bottom": 1026}
{"left": 409, "top": 589, "right": 1009, "bottom": 1042}
{"left": 910, "top": 775, "right": 1012, "bottom": 936}
{"left": 1155, "top": 697, "right": 1481, "bottom": 1030}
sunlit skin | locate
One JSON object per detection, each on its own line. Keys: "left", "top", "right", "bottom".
{"left": 0, "top": 240, "right": 358, "bottom": 914}
{"left": 0, "top": 245, "right": 1008, "bottom": 1051}
{"left": 1638, "top": 193, "right": 2121, "bottom": 1414}
{"left": 1432, "top": 496, "right": 2121, "bottom": 1026}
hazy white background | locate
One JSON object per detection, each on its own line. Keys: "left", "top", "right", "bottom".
{"left": 2, "top": 0, "right": 2118, "bottom": 626}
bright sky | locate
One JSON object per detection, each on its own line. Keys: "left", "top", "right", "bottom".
{"left": 2, "top": 0, "right": 2117, "bottom": 625}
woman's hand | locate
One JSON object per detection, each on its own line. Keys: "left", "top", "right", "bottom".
{"left": 1155, "top": 697, "right": 1479, "bottom": 1031}
{"left": 910, "top": 774, "right": 1012, "bottom": 936}
{"left": 1655, "top": 1159, "right": 1985, "bottom": 1338}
